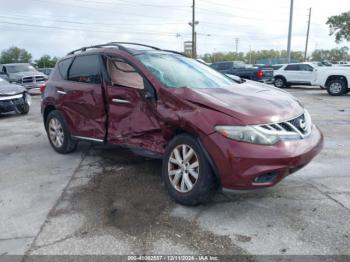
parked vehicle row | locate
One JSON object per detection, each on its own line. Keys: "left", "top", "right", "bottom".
{"left": 273, "top": 62, "right": 350, "bottom": 96}
{"left": 210, "top": 61, "right": 274, "bottom": 83}
{"left": 41, "top": 42, "right": 323, "bottom": 206}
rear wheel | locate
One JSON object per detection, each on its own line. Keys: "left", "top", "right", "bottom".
{"left": 327, "top": 79, "right": 347, "bottom": 96}
{"left": 162, "top": 134, "right": 217, "bottom": 206}
{"left": 45, "top": 110, "right": 77, "bottom": 154}
{"left": 274, "top": 77, "right": 286, "bottom": 88}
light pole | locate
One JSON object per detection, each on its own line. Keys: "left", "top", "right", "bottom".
{"left": 304, "top": 8, "right": 312, "bottom": 61}
{"left": 189, "top": 21, "right": 199, "bottom": 58}
{"left": 191, "top": 0, "right": 196, "bottom": 58}
{"left": 287, "top": 0, "right": 294, "bottom": 63}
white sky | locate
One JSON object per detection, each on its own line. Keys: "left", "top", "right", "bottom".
{"left": 0, "top": 0, "right": 349, "bottom": 59}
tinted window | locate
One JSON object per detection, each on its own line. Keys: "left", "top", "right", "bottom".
{"left": 217, "top": 62, "right": 232, "bottom": 70}
{"left": 68, "top": 55, "right": 101, "bottom": 84}
{"left": 285, "top": 64, "right": 299, "bottom": 71}
{"left": 299, "top": 64, "right": 313, "bottom": 71}
{"left": 58, "top": 58, "right": 73, "bottom": 79}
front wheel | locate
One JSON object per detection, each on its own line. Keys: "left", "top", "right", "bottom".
{"left": 327, "top": 79, "right": 347, "bottom": 96}
{"left": 162, "top": 134, "right": 217, "bottom": 206}
{"left": 45, "top": 110, "right": 77, "bottom": 154}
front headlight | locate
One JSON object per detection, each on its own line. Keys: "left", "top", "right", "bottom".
{"left": 215, "top": 125, "right": 280, "bottom": 145}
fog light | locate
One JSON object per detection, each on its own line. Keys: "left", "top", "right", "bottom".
{"left": 254, "top": 172, "right": 278, "bottom": 184}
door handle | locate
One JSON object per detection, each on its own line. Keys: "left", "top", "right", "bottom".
{"left": 57, "top": 90, "right": 67, "bottom": 95}
{"left": 112, "top": 98, "right": 131, "bottom": 104}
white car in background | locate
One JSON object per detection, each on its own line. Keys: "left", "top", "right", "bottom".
{"left": 273, "top": 63, "right": 350, "bottom": 96}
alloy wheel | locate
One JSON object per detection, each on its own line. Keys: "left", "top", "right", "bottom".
{"left": 48, "top": 118, "right": 64, "bottom": 148}
{"left": 275, "top": 79, "right": 284, "bottom": 88}
{"left": 167, "top": 144, "right": 199, "bottom": 193}
{"left": 329, "top": 82, "right": 342, "bottom": 94}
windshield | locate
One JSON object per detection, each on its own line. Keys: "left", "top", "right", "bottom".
{"left": 6, "top": 64, "right": 36, "bottom": 73}
{"left": 136, "top": 53, "right": 235, "bottom": 89}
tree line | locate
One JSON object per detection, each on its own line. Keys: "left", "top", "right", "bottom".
{"left": 0, "top": 46, "right": 58, "bottom": 68}
{"left": 200, "top": 46, "right": 350, "bottom": 64}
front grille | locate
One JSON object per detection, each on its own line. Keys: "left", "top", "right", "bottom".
{"left": 21, "top": 75, "right": 46, "bottom": 84}
{"left": 257, "top": 112, "right": 312, "bottom": 140}
{"left": 22, "top": 77, "right": 34, "bottom": 84}
{"left": 35, "top": 76, "right": 46, "bottom": 82}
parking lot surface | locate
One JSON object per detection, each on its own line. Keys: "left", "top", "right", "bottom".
{"left": 0, "top": 88, "right": 349, "bottom": 259}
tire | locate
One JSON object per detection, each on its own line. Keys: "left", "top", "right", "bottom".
{"left": 45, "top": 110, "right": 77, "bottom": 154}
{"left": 327, "top": 79, "right": 347, "bottom": 96}
{"left": 162, "top": 134, "right": 217, "bottom": 206}
{"left": 18, "top": 102, "right": 30, "bottom": 115}
{"left": 274, "top": 77, "right": 286, "bottom": 88}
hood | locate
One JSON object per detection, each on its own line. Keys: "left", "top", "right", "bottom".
{"left": 0, "top": 83, "right": 26, "bottom": 95}
{"left": 172, "top": 82, "right": 304, "bottom": 125}
{"left": 9, "top": 71, "right": 46, "bottom": 80}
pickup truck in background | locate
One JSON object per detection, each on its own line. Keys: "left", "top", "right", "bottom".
{"left": 0, "top": 63, "right": 48, "bottom": 91}
{"left": 210, "top": 61, "right": 274, "bottom": 83}
{"left": 273, "top": 63, "right": 350, "bottom": 96}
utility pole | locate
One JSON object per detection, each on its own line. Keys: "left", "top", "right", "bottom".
{"left": 304, "top": 8, "right": 312, "bottom": 61}
{"left": 235, "top": 38, "right": 239, "bottom": 54}
{"left": 192, "top": 0, "right": 196, "bottom": 58}
{"left": 287, "top": 0, "right": 294, "bottom": 63}
{"left": 249, "top": 45, "right": 252, "bottom": 64}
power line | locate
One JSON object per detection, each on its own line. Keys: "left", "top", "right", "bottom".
{"left": 0, "top": 20, "right": 180, "bottom": 36}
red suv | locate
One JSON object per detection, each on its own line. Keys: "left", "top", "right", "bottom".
{"left": 41, "top": 42, "right": 323, "bottom": 206}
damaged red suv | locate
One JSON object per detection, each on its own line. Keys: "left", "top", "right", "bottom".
{"left": 42, "top": 42, "right": 323, "bottom": 205}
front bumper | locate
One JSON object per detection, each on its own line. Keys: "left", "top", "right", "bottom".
{"left": 0, "top": 93, "right": 28, "bottom": 113}
{"left": 202, "top": 125, "right": 323, "bottom": 190}
{"left": 22, "top": 82, "right": 46, "bottom": 90}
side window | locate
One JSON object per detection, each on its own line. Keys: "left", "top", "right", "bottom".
{"left": 107, "top": 58, "right": 144, "bottom": 90}
{"left": 68, "top": 55, "right": 101, "bottom": 84}
{"left": 285, "top": 64, "right": 299, "bottom": 71}
{"left": 58, "top": 58, "right": 73, "bottom": 80}
{"left": 300, "top": 64, "right": 313, "bottom": 71}
{"left": 218, "top": 62, "right": 231, "bottom": 70}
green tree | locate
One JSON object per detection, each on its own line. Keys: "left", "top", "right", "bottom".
{"left": 0, "top": 46, "right": 32, "bottom": 64}
{"left": 35, "top": 55, "right": 58, "bottom": 68}
{"left": 327, "top": 11, "right": 350, "bottom": 43}
{"left": 311, "top": 46, "right": 349, "bottom": 62}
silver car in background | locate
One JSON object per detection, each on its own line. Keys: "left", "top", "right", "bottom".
{"left": 0, "top": 63, "right": 47, "bottom": 91}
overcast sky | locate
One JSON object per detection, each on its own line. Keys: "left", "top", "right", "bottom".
{"left": 0, "top": 0, "right": 349, "bottom": 59}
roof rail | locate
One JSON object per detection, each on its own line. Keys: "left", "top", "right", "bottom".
{"left": 67, "top": 42, "right": 162, "bottom": 56}
{"left": 67, "top": 43, "right": 130, "bottom": 55}
{"left": 108, "top": 42, "right": 161, "bottom": 51}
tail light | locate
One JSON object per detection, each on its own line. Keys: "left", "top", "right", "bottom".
{"left": 40, "top": 84, "right": 46, "bottom": 93}
{"left": 257, "top": 70, "right": 264, "bottom": 78}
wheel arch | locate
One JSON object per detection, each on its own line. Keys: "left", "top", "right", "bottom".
{"left": 43, "top": 105, "right": 56, "bottom": 125}
{"left": 325, "top": 75, "right": 348, "bottom": 89}
{"left": 274, "top": 75, "right": 287, "bottom": 81}
{"left": 171, "top": 128, "right": 221, "bottom": 183}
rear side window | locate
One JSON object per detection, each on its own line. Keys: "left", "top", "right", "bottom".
{"left": 68, "top": 55, "right": 101, "bottom": 84}
{"left": 299, "top": 64, "right": 314, "bottom": 71}
{"left": 58, "top": 58, "right": 73, "bottom": 79}
{"left": 285, "top": 64, "right": 299, "bottom": 71}
{"left": 217, "top": 62, "right": 232, "bottom": 70}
